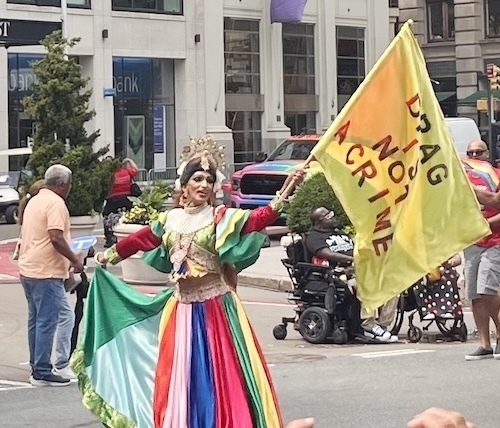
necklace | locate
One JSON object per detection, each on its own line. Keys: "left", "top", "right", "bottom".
{"left": 168, "top": 203, "right": 214, "bottom": 235}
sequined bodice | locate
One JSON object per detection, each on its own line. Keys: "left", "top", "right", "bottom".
{"left": 161, "top": 204, "right": 222, "bottom": 281}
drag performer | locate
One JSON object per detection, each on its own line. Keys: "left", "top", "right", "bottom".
{"left": 71, "top": 136, "right": 310, "bottom": 428}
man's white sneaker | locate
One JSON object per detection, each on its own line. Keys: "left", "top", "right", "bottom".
{"left": 363, "top": 325, "right": 392, "bottom": 342}
{"left": 53, "top": 366, "right": 78, "bottom": 382}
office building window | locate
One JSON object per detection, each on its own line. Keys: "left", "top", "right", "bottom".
{"left": 486, "top": 0, "right": 500, "bottom": 38}
{"left": 427, "top": 0, "right": 455, "bottom": 41}
{"left": 284, "top": 113, "right": 316, "bottom": 136}
{"left": 226, "top": 111, "right": 262, "bottom": 164}
{"left": 389, "top": 0, "right": 398, "bottom": 7}
{"left": 282, "top": 23, "right": 315, "bottom": 95}
{"left": 112, "top": 0, "right": 182, "bottom": 14}
{"left": 336, "top": 26, "right": 365, "bottom": 111}
{"left": 224, "top": 18, "right": 260, "bottom": 94}
{"left": 7, "top": 0, "right": 91, "bottom": 6}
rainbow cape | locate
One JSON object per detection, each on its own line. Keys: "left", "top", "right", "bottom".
{"left": 71, "top": 208, "right": 283, "bottom": 428}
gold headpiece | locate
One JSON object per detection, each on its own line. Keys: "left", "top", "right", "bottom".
{"left": 180, "top": 135, "right": 226, "bottom": 173}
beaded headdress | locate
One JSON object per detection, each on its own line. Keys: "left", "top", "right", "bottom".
{"left": 176, "top": 135, "right": 227, "bottom": 190}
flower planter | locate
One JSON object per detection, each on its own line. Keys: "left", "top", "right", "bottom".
{"left": 70, "top": 215, "right": 99, "bottom": 238}
{"left": 114, "top": 223, "right": 170, "bottom": 286}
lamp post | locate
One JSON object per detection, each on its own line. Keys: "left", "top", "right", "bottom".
{"left": 61, "top": 0, "right": 68, "bottom": 57}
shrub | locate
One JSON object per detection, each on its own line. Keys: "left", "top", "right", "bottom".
{"left": 23, "top": 30, "right": 119, "bottom": 216}
{"left": 285, "top": 172, "right": 352, "bottom": 234}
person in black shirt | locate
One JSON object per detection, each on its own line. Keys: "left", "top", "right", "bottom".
{"left": 305, "top": 207, "right": 398, "bottom": 343}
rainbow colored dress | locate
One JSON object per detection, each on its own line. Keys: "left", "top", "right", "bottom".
{"left": 71, "top": 203, "right": 284, "bottom": 428}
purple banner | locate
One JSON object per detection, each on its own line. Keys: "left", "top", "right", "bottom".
{"left": 270, "top": 0, "right": 308, "bottom": 24}
{"left": 153, "top": 105, "right": 164, "bottom": 154}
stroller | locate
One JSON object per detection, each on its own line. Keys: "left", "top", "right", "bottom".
{"left": 273, "top": 235, "right": 363, "bottom": 345}
{"left": 389, "top": 266, "right": 468, "bottom": 343}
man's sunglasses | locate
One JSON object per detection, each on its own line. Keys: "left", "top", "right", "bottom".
{"left": 324, "top": 210, "right": 335, "bottom": 220}
{"left": 467, "top": 149, "right": 487, "bottom": 157}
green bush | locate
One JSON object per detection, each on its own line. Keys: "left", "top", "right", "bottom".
{"left": 23, "top": 30, "right": 119, "bottom": 216}
{"left": 285, "top": 172, "right": 352, "bottom": 234}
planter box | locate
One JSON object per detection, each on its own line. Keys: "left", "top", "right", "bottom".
{"left": 70, "top": 215, "right": 98, "bottom": 238}
{"left": 114, "top": 223, "right": 170, "bottom": 286}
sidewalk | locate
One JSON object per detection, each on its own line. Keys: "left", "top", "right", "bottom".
{"left": 0, "top": 237, "right": 293, "bottom": 291}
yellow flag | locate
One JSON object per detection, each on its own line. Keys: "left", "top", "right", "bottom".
{"left": 311, "top": 21, "right": 490, "bottom": 312}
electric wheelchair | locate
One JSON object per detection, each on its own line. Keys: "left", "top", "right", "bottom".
{"left": 272, "top": 235, "right": 364, "bottom": 344}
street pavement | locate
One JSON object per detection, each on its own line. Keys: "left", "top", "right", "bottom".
{"left": 0, "top": 223, "right": 499, "bottom": 427}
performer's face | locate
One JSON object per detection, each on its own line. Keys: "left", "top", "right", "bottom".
{"left": 185, "top": 171, "right": 215, "bottom": 206}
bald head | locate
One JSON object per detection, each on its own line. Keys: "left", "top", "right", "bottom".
{"left": 466, "top": 140, "right": 489, "bottom": 161}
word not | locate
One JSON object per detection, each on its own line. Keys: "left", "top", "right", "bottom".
{"left": 333, "top": 93, "right": 448, "bottom": 256}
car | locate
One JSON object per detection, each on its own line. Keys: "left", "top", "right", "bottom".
{"left": 223, "top": 135, "right": 322, "bottom": 225}
{"left": 0, "top": 170, "right": 32, "bottom": 224}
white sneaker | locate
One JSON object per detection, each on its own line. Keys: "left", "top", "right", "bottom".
{"left": 363, "top": 325, "right": 392, "bottom": 342}
{"left": 53, "top": 366, "right": 78, "bottom": 382}
{"left": 387, "top": 334, "right": 399, "bottom": 343}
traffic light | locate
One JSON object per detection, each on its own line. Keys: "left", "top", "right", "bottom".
{"left": 487, "top": 63, "right": 500, "bottom": 91}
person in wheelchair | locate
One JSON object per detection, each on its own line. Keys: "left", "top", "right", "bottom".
{"left": 305, "top": 206, "right": 398, "bottom": 343}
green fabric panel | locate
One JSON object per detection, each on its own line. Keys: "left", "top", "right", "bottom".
{"left": 150, "top": 219, "right": 165, "bottom": 239}
{"left": 217, "top": 209, "right": 251, "bottom": 259}
{"left": 71, "top": 347, "right": 137, "bottom": 428}
{"left": 142, "top": 245, "right": 173, "bottom": 273}
{"left": 81, "top": 267, "right": 174, "bottom": 367}
{"left": 220, "top": 231, "right": 266, "bottom": 273}
{"left": 222, "top": 294, "right": 266, "bottom": 428}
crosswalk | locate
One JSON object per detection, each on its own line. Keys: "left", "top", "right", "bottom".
{"left": 351, "top": 348, "right": 436, "bottom": 359}
{"left": 0, "top": 380, "right": 32, "bottom": 392}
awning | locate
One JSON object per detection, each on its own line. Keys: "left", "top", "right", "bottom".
{"left": 458, "top": 90, "right": 500, "bottom": 105}
{"left": 435, "top": 91, "right": 456, "bottom": 102}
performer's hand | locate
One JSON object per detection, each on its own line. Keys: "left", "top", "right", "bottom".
{"left": 408, "top": 408, "right": 476, "bottom": 428}
{"left": 95, "top": 252, "right": 108, "bottom": 267}
{"left": 285, "top": 418, "right": 314, "bottom": 428}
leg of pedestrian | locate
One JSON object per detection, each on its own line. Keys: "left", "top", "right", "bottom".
{"left": 53, "top": 293, "right": 77, "bottom": 381}
{"left": 29, "top": 279, "right": 70, "bottom": 386}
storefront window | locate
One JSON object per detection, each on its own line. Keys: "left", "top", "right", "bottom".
{"left": 113, "top": 57, "right": 176, "bottom": 170}
{"left": 336, "top": 26, "right": 365, "bottom": 111}
{"left": 486, "top": 0, "right": 500, "bottom": 38}
{"left": 427, "top": 0, "right": 455, "bottom": 41}
{"left": 282, "top": 24, "right": 315, "bottom": 95}
{"left": 226, "top": 111, "right": 262, "bottom": 164}
{"left": 224, "top": 18, "right": 260, "bottom": 95}
{"left": 112, "top": 0, "right": 182, "bottom": 14}
{"left": 8, "top": 54, "right": 42, "bottom": 170}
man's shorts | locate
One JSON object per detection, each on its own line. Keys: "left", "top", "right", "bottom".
{"left": 463, "top": 244, "right": 500, "bottom": 301}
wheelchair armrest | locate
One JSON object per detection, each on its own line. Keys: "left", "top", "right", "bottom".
{"left": 295, "top": 262, "right": 334, "bottom": 274}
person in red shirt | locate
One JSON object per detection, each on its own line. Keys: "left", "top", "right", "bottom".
{"left": 463, "top": 140, "right": 500, "bottom": 361}
{"left": 102, "top": 158, "right": 139, "bottom": 247}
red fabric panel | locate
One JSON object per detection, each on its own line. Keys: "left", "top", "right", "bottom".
{"left": 242, "top": 206, "right": 280, "bottom": 234}
{"left": 205, "top": 299, "right": 253, "bottom": 428}
{"left": 153, "top": 304, "right": 178, "bottom": 428}
{"left": 115, "top": 226, "right": 162, "bottom": 260}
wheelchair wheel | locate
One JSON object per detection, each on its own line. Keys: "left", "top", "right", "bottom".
{"left": 459, "top": 322, "right": 468, "bottom": 342}
{"left": 298, "top": 307, "right": 331, "bottom": 344}
{"left": 389, "top": 295, "right": 405, "bottom": 336}
{"left": 408, "top": 326, "right": 423, "bottom": 343}
{"left": 273, "top": 324, "right": 287, "bottom": 340}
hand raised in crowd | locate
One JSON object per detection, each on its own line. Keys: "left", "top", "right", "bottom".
{"left": 408, "top": 408, "right": 476, "bottom": 428}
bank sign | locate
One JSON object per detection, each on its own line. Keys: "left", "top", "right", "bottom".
{"left": 0, "top": 19, "right": 61, "bottom": 47}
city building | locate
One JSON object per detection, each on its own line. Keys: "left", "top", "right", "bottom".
{"left": 394, "top": 0, "right": 500, "bottom": 139}
{"left": 0, "top": 0, "right": 389, "bottom": 173}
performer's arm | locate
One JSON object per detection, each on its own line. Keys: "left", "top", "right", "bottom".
{"left": 102, "top": 226, "right": 162, "bottom": 265}
{"left": 474, "top": 187, "right": 500, "bottom": 210}
{"left": 242, "top": 205, "right": 280, "bottom": 234}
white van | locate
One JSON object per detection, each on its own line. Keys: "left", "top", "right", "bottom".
{"left": 444, "top": 117, "right": 481, "bottom": 157}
